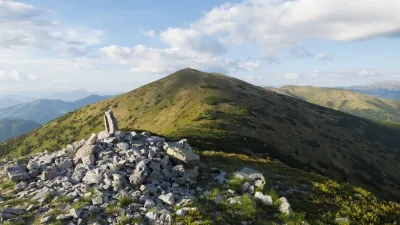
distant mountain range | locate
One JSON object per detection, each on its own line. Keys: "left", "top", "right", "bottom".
{"left": 342, "top": 80, "right": 400, "bottom": 100}
{"left": 44, "top": 89, "right": 93, "bottom": 102}
{"left": 0, "top": 89, "right": 118, "bottom": 108}
{"left": 0, "top": 119, "right": 41, "bottom": 142}
{"left": 0, "top": 94, "right": 113, "bottom": 125}
{"left": 266, "top": 85, "right": 400, "bottom": 124}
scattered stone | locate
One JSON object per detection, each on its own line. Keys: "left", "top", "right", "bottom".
{"left": 278, "top": 197, "right": 293, "bottom": 215}
{"left": 5, "top": 165, "right": 29, "bottom": 182}
{"left": 159, "top": 193, "right": 175, "bottom": 205}
{"left": 336, "top": 218, "right": 349, "bottom": 223}
{"left": 254, "top": 192, "right": 273, "bottom": 205}
{"left": 41, "top": 216, "right": 52, "bottom": 223}
{"left": 165, "top": 140, "right": 200, "bottom": 166}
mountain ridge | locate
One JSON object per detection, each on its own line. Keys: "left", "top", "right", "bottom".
{"left": 1, "top": 68, "right": 400, "bottom": 201}
{"left": 0, "top": 119, "right": 41, "bottom": 142}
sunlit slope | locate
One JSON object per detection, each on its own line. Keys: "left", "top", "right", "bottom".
{"left": 266, "top": 85, "right": 400, "bottom": 123}
{"left": 2, "top": 68, "right": 400, "bottom": 200}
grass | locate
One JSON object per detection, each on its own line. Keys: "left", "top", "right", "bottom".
{"left": 227, "top": 177, "right": 250, "bottom": 193}
{"left": 71, "top": 197, "right": 91, "bottom": 210}
{"left": 118, "top": 196, "right": 135, "bottom": 207}
{"left": 199, "top": 150, "right": 400, "bottom": 224}
{"left": 0, "top": 180, "right": 15, "bottom": 189}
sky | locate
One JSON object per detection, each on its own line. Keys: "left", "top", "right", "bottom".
{"left": 1, "top": 0, "right": 400, "bottom": 95}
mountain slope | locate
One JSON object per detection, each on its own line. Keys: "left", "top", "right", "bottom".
{"left": 72, "top": 94, "right": 114, "bottom": 108}
{"left": 0, "top": 98, "right": 21, "bottom": 108}
{"left": 266, "top": 85, "right": 400, "bottom": 124}
{"left": 1, "top": 68, "right": 400, "bottom": 201}
{"left": 0, "top": 119, "right": 41, "bottom": 142}
{"left": 0, "top": 95, "right": 111, "bottom": 124}
{"left": 342, "top": 80, "right": 400, "bottom": 100}
{"left": 45, "top": 89, "right": 92, "bottom": 102}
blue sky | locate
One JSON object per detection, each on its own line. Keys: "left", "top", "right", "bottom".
{"left": 1, "top": 0, "right": 400, "bottom": 95}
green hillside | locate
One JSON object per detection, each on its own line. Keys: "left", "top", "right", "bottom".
{"left": 266, "top": 85, "right": 400, "bottom": 124}
{"left": 0, "top": 119, "right": 41, "bottom": 142}
{"left": 1, "top": 68, "right": 400, "bottom": 201}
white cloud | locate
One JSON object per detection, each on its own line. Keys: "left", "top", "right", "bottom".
{"left": 191, "top": 0, "right": 400, "bottom": 52}
{"left": 159, "top": 28, "right": 226, "bottom": 56}
{"left": 0, "top": 0, "right": 104, "bottom": 52}
{"left": 290, "top": 49, "right": 333, "bottom": 61}
{"left": 314, "top": 53, "right": 333, "bottom": 61}
{"left": 26, "top": 72, "right": 36, "bottom": 80}
{"left": 140, "top": 29, "right": 156, "bottom": 39}
{"left": 101, "top": 41, "right": 260, "bottom": 74}
{"left": 100, "top": 45, "right": 133, "bottom": 59}
{"left": 0, "top": 69, "right": 37, "bottom": 82}
{"left": 290, "top": 49, "right": 313, "bottom": 58}
{"left": 279, "top": 72, "right": 299, "bottom": 79}
{"left": 358, "top": 69, "right": 382, "bottom": 77}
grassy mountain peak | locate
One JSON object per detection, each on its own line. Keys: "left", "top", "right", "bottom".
{"left": 2, "top": 68, "right": 400, "bottom": 201}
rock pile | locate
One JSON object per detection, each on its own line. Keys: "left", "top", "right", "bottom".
{"left": 0, "top": 111, "right": 201, "bottom": 225}
{"left": 0, "top": 111, "right": 297, "bottom": 225}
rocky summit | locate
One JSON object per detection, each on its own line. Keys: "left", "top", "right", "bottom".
{"left": 0, "top": 111, "right": 296, "bottom": 225}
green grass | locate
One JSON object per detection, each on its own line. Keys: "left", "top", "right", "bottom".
{"left": 199, "top": 150, "right": 400, "bottom": 224}
{"left": 118, "top": 196, "right": 135, "bottom": 207}
{"left": 227, "top": 177, "right": 250, "bottom": 193}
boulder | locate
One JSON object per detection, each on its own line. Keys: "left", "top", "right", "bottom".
{"left": 74, "top": 145, "right": 97, "bottom": 165}
{"left": 5, "top": 165, "right": 29, "bottom": 182}
{"left": 165, "top": 140, "right": 200, "bottom": 166}
{"left": 98, "top": 130, "right": 110, "bottom": 140}
{"left": 254, "top": 192, "right": 273, "bottom": 205}
{"left": 233, "top": 167, "right": 265, "bottom": 183}
{"left": 82, "top": 170, "right": 103, "bottom": 184}
{"left": 129, "top": 166, "right": 150, "bottom": 186}
{"left": 159, "top": 193, "right": 175, "bottom": 205}
{"left": 104, "top": 110, "right": 118, "bottom": 134}
{"left": 278, "top": 197, "right": 292, "bottom": 215}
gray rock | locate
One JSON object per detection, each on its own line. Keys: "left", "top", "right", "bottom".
{"left": 87, "top": 133, "right": 98, "bottom": 144}
{"left": 172, "top": 165, "right": 185, "bottom": 176}
{"left": 82, "top": 170, "right": 103, "bottom": 184}
{"left": 71, "top": 166, "right": 87, "bottom": 183}
{"left": 56, "top": 214, "right": 73, "bottom": 221}
{"left": 278, "top": 197, "right": 293, "bottom": 215}
{"left": 40, "top": 166, "right": 58, "bottom": 180}
{"left": 27, "top": 161, "right": 39, "bottom": 171}
{"left": 15, "top": 181, "right": 27, "bottom": 191}
{"left": 227, "top": 196, "right": 242, "bottom": 204}
{"left": 215, "top": 172, "right": 227, "bottom": 184}
{"left": 92, "top": 196, "right": 104, "bottom": 205}
{"left": 129, "top": 166, "right": 150, "bottom": 186}
{"left": 98, "top": 130, "right": 110, "bottom": 140}
{"left": 104, "top": 110, "right": 118, "bottom": 134}
{"left": 233, "top": 167, "right": 265, "bottom": 183}
{"left": 70, "top": 208, "right": 81, "bottom": 219}
{"left": 336, "top": 218, "right": 349, "bottom": 223}
{"left": 149, "top": 161, "right": 161, "bottom": 171}
{"left": 5, "top": 165, "right": 29, "bottom": 182}
{"left": 41, "top": 216, "right": 52, "bottom": 223}
{"left": 146, "top": 170, "right": 164, "bottom": 182}
{"left": 117, "top": 142, "right": 129, "bottom": 151}
{"left": 158, "top": 193, "right": 175, "bottom": 205}
{"left": 254, "top": 192, "right": 273, "bottom": 205}
{"left": 144, "top": 199, "right": 155, "bottom": 208}
{"left": 74, "top": 145, "right": 97, "bottom": 165}
{"left": 165, "top": 140, "right": 200, "bottom": 166}
{"left": 242, "top": 182, "right": 251, "bottom": 192}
